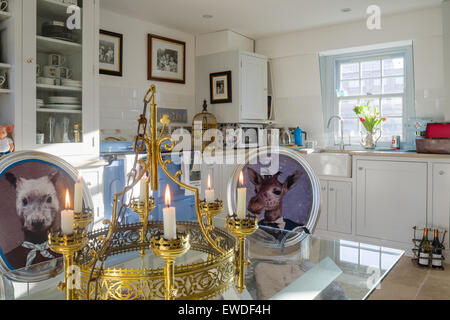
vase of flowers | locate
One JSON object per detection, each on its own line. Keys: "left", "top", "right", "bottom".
{"left": 353, "top": 102, "right": 387, "bottom": 149}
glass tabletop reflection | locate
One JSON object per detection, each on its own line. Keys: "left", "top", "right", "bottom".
{"left": 1, "top": 216, "right": 404, "bottom": 300}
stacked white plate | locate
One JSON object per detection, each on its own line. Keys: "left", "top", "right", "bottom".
{"left": 62, "top": 79, "right": 82, "bottom": 88}
{"left": 44, "top": 96, "right": 81, "bottom": 110}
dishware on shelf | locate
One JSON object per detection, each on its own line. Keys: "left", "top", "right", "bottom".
{"left": 43, "top": 65, "right": 58, "bottom": 78}
{"left": 58, "top": 66, "right": 72, "bottom": 79}
{"left": 48, "top": 96, "right": 80, "bottom": 104}
{"left": 36, "top": 64, "right": 41, "bottom": 76}
{"left": 44, "top": 103, "right": 81, "bottom": 111}
{"left": 48, "top": 54, "right": 66, "bottom": 67}
{"left": 42, "top": 21, "right": 75, "bottom": 42}
{"left": 61, "top": 79, "right": 81, "bottom": 87}
{"left": 37, "top": 76, "right": 56, "bottom": 85}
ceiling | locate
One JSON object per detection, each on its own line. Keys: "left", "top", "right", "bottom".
{"left": 100, "top": 0, "right": 443, "bottom": 39}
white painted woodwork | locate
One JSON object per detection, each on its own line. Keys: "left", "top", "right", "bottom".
{"left": 316, "top": 180, "right": 328, "bottom": 231}
{"left": 431, "top": 163, "right": 450, "bottom": 249}
{"left": 21, "top": 0, "right": 99, "bottom": 157}
{"left": 356, "top": 160, "right": 428, "bottom": 244}
{"left": 327, "top": 180, "right": 352, "bottom": 234}
{"left": 196, "top": 50, "right": 268, "bottom": 124}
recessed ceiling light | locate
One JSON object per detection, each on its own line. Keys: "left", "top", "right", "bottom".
{"left": 341, "top": 8, "right": 352, "bottom": 13}
{"left": 202, "top": 14, "right": 213, "bottom": 19}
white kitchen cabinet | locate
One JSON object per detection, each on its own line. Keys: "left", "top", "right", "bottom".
{"left": 431, "top": 163, "right": 450, "bottom": 249}
{"left": 356, "top": 160, "right": 428, "bottom": 244}
{"left": 316, "top": 180, "right": 328, "bottom": 230}
{"left": 315, "top": 179, "right": 351, "bottom": 234}
{"left": 79, "top": 166, "right": 104, "bottom": 223}
{"left": 240, "top": 53, "right": 268, "bottom": 121}
{"left": 328, "top": 181, "right": 352, "bottom": 234}
{"left": 21, "top": 0, "right": 99, "bottom": 158}
{"left": 196, "top": 51, "right": 268, "bottom": 123}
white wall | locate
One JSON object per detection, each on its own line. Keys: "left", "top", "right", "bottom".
{"left": 443, "top": 1, "right": 450, "bottom": 122}
{"left": 99, "top": 9, "right": 196, "bottom": 140}
{"left": 256, "top": 6, "right": 448, "bottom": 146}
{"left": 195, "top": 30, "right": 254, "bottom": 57}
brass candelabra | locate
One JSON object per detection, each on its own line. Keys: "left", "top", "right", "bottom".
{"left": 48, "top": 85, "right": 258, "bottom": 300}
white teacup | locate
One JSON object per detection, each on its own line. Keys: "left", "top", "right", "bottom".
{"left": 0, "top": 0, "right": 8, "bottom": 12}
{"left": 43, "top": 65, "right": 58, "bottom": 78}
{"left": 58, "top": 66, "right": 72, "bottom": 79}
{"left": 48, "top": 54, "right": 66, "bottom": 66}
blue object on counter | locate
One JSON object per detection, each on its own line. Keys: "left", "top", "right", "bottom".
{"left": 101, "top": 141, "right": 196, "bottom": 223}
{"left": 293, "top": 127, "right": 307, "bottom": 147}
{"left": 100, "top": 141, "right": 147, "bottom": 154}
{"left": 102, "top": 157, "right": 127, "bottom": 221}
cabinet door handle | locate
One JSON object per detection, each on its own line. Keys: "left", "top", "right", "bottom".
{"left": 439, "top": 170, "right": 445, "bottom": 176}
{"left": 26, "top": 58, "right": 34, "bottom": 64}
{"left": 321, "top": 187, "right": 326, "bottom": 191}
{"left": 329, "top": 188, "right": 335, "bottom": 192}
{"left": 358, "top": 167, "right": 364, "bottom": 171}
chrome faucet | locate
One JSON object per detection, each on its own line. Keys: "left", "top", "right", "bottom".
{"left": 327, "top": 115, "right": 346, "bottom": 150}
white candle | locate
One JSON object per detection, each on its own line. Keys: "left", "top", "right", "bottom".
{"left": 205, "top": 174, "right": 215, "bottom": 203}
{"left": 237, "top": 171, "right": 247, "bottom": 219}
{"left": 140, "top": 176, "right": 148, "bottom": 202}
{"left": 163, "top": 185, "right": 177, "bottom": 240}
{"left": 74, "top": 176, "right": 83, "bottom": 213}
{"left": 61, "top": 189, "right": 74, "bottom": 235}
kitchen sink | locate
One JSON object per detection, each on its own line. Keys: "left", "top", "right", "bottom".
{"left": 299, "top": 152, "right": 352, "bottom": 178}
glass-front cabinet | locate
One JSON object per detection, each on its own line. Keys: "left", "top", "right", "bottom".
{"left": 22, "top": 0, "right": 98, "bottom": 157}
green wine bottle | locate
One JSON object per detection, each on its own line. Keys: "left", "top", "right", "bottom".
{"left": 431, "top": 229, "right": 444, "bottom": 269}
{"left": 418, "top": 228, "right": 430, "bottom": 267}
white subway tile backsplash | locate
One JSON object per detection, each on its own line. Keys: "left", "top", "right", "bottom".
{"left": 99, "top": 85, "right": 195, "bottom": 141}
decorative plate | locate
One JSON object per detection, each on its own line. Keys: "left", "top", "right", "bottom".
{"left": 227, "top": 146, "right": 320, "bottom": 248}
{"left": 0, "top": 151, "right": 93, "bottom": 282}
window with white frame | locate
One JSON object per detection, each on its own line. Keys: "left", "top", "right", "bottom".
{"left": 320, "top": 44, "right": 415, "bottom": 147}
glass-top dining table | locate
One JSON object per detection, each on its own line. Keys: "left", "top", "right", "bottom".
{"left": 0, "top": 216, "right": 404, "bottom": 301}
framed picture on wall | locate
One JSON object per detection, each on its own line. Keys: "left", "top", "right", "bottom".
{"left": 99, "top": 29, "right": 123, "bottom": 77}
{"left": 210, "top": 71, "right": 232, "bottom": 104}
{"left": 148, "top": 34, "right": 186, "bottom": 84}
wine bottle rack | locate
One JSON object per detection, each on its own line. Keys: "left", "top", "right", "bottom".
{"left": 412, "top": 226, "right": 446, "bottom": 269}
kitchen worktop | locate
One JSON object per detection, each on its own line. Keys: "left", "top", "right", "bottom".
{"left": 292, "top": 147, "right": 450, "bottom": 159}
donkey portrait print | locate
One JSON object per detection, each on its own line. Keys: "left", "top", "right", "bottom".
{"left": 244, "top": 154, "right": 314, "bottom": 241}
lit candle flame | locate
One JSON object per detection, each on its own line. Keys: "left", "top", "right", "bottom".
{"left": 239, "top": 171, "right": 244, "bottom": 186}
{"left": 165, "top": 185, "right": 171, "bottom": 207}
{"left": 207, "top": 174, "right": 211, "bottom": 190}
{"left": 65, "top": 189, "right": 71, "bottom": 209}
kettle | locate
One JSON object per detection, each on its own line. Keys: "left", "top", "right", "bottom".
{"left": 293, "top": 127, "right": 307, "bottom": 147}
{"left": 280, "top": 127, "right": 295, "bottom": 145}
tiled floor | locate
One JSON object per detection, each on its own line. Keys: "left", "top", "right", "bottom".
{"left": 369, "top": 256, "right": 450, "bottom": 300}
